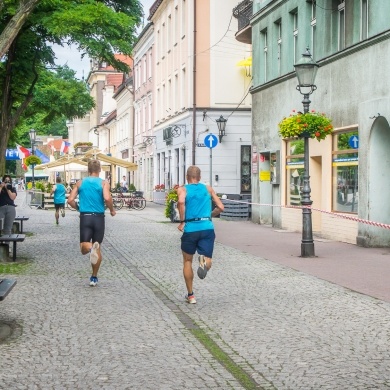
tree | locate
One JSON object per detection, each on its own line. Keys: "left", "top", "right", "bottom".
{"left": 0, "top": 0, "right": 143, "bottom": 174}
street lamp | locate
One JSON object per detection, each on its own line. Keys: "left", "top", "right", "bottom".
{"left": 216, "top": 115, "right": 227, "bottom": 143}
{"left": 29, "top": 128, "right": 36, "bottom": 188}
{"left": 294, "top": 47, "right": 319, "bottom": 258}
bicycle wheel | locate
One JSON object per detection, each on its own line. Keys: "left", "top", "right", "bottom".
{"left": 132, "top": 197, "right": 146, "bottom": 210}
{"left": 113, "top": 198, "right": 124, "bottom": 210}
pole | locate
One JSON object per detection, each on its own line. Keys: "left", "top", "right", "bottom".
{"left": 301, "top": 93, "right": 315, "bottom": 257}
{"left": 209, "top": 147, "right": 212, "bottom": 187}
{"left": 31, "top": 142, "right": 35, "bottom": 188}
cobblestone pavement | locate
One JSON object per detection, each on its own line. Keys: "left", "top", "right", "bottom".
{"left": 1, "top": 197, "right": 390, "bottom": 389}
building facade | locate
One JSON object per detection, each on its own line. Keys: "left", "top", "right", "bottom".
{"left": 248, "top": 0, "right": 390, "bottom": 246}
{"left": 149, "top": 0, "right": 252, "bottom": 199}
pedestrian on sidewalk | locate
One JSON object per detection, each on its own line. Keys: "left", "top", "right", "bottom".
{"left": 50, "top": 177, "right": 66, "bottom": 225}
{"left": 177, "top": 166, "right": 224, "bottom": 304}
{"left": 68, "top": 160, "right": 116, "bottom": 287}
{"left": 0, "top": 175, "right": 17, "bottom": 235}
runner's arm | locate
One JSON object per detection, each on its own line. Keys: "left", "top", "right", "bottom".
{"left": 177, "top": 186, "right": 186, "bottom": 230}
{"left": 207, "top": 186, "right": 224, "bottom": 217}
{"left": 103, "top": 180, "right": 116, "bottom": 216}
{"left": 67, "top": 181, "right": 80, "bottom": 209}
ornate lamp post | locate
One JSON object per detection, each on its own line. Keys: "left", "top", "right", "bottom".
{"left": 29, "top": 128, "right": 36, "bottom": 188}
{"left": 294, "top": 47, "right": 319, "bottom": 257}
{"left": 216, "top": 115, "right": 227, "bottom": 143}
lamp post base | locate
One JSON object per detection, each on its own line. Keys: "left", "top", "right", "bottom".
{"left": 301, "top": 242, "right": 315, "bottom": 257}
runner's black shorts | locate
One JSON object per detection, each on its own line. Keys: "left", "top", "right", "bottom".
{"left": 181, "top": 229, "right": 216, "bottom": 258}
{"left": 79, "top": 213, "right": 105, "bottom": 244}
{"left": 54, "top": 203, "right": 65, "bottom": 211}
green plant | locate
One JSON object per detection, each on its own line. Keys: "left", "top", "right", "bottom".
{"left": 278, "top": 110, "right": 334, "bottom": 141}
{"left": 164, "top": 188, "right": 179, "bottom": 219}
{"left": 129, "top": 183, "right": 136, "bottom": 192}
{"left": 73, "top": 141, "right": 93, "bottom": 148}
{"left": 25, "top": 155, "right": 42, "bottom": 166}
{"left": 34, "top": 181, "right": 45, "bottom": 192}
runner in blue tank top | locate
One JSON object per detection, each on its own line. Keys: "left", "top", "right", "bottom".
{"left": 177, "top": 166, "right": 224, "bottom": 304}
{"left": 68, "top": 160, "right": 116, "bottom": 287}
{"left": 50, "top": 176, "right": 67, "bottom": 225}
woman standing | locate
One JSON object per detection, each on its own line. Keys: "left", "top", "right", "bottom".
{"left": 0, "top": 175, "right": 17, "bottom": 235}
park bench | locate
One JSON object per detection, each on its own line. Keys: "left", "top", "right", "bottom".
{"left": 0, "top": 279, "right": 17, "bottom": 301}
{"left": 13, "top": 216, "right": 29, "bottom": 233}
{"left": 0, "top": 234, "right": 26, "bottom": 262}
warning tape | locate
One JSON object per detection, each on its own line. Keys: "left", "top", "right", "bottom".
{"left": 220, "top": 198, "right": 390, "bottom": 230}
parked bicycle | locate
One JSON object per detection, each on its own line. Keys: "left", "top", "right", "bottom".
{"left": 111, "top": 191, "right": 146, "bottom": 211}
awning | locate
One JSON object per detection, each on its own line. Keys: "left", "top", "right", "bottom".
{"left": 84, "top": 150, "right": 138, "bottom": 170}
{"left": 35, "top": 156, "right": 88, "bottom": 170}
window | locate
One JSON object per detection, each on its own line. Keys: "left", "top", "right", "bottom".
{"left": 361, "top": 0, "right": 368, "bottom": 40}
{"left": 338, "top": 2, "right": 345, "bottom": 50}
{"left": 292, "top": 10, "right": 298, "bottom": 64}
{"left": 275, "top": 19, "right": 282, "bottom": 76}
{"left": 181, "top": 67, "right": 186, "bottom": 109}
{"left": 148, "top": 50, "right": 152, "bottom": 80}
{"left": 285, "top": 140, "right": 304, "bottom": 205}
{"left": 241, "top": 146, "right": 251, "bottom": 193}
{"left": 311, "top": 2, "right": 316, "bottom": 58}
{"left": 181, "top": 0, "right": 186, "bottom": 39}
{"left": 261, "top": 29, "right": 268, "bottom": 82}
{"left": 332, "top": 130, "right": 359, "bottom": 213}
{"left": 143, "top": 56, "right": 146, "bottom": 84}
{"left": 175, "top": 148, "right": 179, "bottom": 186}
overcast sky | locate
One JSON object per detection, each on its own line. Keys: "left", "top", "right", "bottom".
{"left": 53, "top": 0, "right": 155, "bottom": 80}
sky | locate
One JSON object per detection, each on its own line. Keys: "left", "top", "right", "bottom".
{"left": 53, "top": 0, "right": 155, "bottom": 80}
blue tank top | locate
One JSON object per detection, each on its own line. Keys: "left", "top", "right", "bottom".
{"left": 53, "top": 183, "right": 66, "bottom": 204}
{"left": 184, "top": 183, "right": 213, "bottom": 233}
{"left": 78, "top": 177, "right": 105, "bottom": 213}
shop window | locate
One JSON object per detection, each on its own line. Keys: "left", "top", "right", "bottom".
{"left": 285, "top": 139, "right": 304, "bottom": 205}
{"left": 241, "top": 145, "right": 251, "bottom": 193}
{"left": 332, "top": 130, "right": 358, "bottom": 213}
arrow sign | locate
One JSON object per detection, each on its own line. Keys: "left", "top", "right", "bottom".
{"left": 204, "top": 134, "right": 218, "bottom": 149}
{"left": 348, "top": 135, "right": 359, "bottom": 149}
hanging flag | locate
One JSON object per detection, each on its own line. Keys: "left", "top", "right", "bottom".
{"left": 60, "top": 141, "right": 71, "bottom": 154}
{"left": 16, "top": 144, "right": 31, "bottom": 159}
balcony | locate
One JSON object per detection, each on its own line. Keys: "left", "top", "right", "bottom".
{"left": 233, "top": 0, "right": 252, "bottom": 44}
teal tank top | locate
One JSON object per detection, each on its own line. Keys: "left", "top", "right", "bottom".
{"left": 53, "top": 183, "right": 66, "bottom": 204}
{"left": 184, "top": 183, "right": 213, "bottom": 233}
{"left": 78, "top": 177, "right": 105, "bottom": 213}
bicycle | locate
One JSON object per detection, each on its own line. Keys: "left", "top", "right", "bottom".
{"left": 112, "top": 191, "right": 146, "bottom": 210}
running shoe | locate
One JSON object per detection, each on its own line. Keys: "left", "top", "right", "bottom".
{"left": 89, "top": 276, "right": 98, "bottom": 287}
{"left": 61, "top": 208, "right": 65, "bottom": 217}
{"left": 90, "top": 242, "right": 99, "bottom": 265}
{"left": 197, "top": 255, "right": 208, "bottom": 280}
{"left": 56, "top": 218, "right": 59, "bottom": 225}
{"left": 185, "top": 294, "right": 196, "bottom": 304}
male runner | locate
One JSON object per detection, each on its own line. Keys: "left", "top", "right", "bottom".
{"left": 68, "top": 160, "right": 116, "bottom": 286}
{"left": 50, "top": 176, "right": 66, "bottom": 225}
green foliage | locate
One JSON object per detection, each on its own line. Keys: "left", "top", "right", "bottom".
{"left": 73, "top": 141, "right": 93, "bottom": 148}
{"left": 278, "top": 110, "right": 334, "bottom": 141}
{"left": 34, "top": 181, "right": 45, "bottom": 192}
{"left": 25, "top": 155, "right": 41, "bottom": 166}
{"left": 165, "top": 188, "right": 179, "bottom": 219}
{"left": 129, "top": 183, "right": 136, "bottom": 192}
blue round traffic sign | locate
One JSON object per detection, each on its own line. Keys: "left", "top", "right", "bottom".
{"left": 348, "top": 135, "right": 359, "bottom": 149}
{"left": 204, "top": 134, "right": 218, "bottom": 148}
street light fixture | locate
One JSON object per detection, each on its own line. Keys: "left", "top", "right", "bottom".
{"left": 216, "top": 115, "right": 227, "bottom": 143}
{"left": 294, "top": 47, "right": 319, "bottom": 258}
{"left": 29, "top": 128, "right": 36, "bottom": 188}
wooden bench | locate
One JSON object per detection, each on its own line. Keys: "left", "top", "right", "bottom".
{"left": 14, "top": 216, "right": 29, "bottom": 233}
{"left": 0, "top": 279, "right": 17, "bottom": 301}
{"left": 0, "top": 234, "right": 26, "bottom": 262}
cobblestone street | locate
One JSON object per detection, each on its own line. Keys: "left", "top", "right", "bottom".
{"left": 1, "top": 200, "right": 390, "bottom": 389}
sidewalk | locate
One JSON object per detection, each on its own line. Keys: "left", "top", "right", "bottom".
{"left": 213, "top": 218, "right": 390, "bottom": 303}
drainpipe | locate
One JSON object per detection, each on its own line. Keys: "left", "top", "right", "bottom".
{"left": 192, "top": 0, "right": 197, "bottom": 165}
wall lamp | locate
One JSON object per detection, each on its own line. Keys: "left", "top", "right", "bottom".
{"left": 216, "top": 115, "right": 227, "bottom": 143}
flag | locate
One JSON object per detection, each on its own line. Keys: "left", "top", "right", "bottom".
{"left": 16, "top": 144, "right": 30, "bottom": 171}
{"left": 60, "top": 141, "right": 71, "bottom": 154}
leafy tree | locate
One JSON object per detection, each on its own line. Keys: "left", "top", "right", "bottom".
{"left": 0, "top": 0, "right": 143, "bottom": 174}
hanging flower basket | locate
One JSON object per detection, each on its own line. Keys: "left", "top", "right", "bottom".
{"left": 278, "top": 110, "right": 334, "bottom": 141}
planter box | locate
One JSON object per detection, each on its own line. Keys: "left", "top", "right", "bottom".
{"left": 153, "top": 190, "right": 166, "bottom": 205}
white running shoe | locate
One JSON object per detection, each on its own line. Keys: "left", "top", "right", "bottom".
{"left": 90, "top": 242, "right": 100, "bottom": 265}
{"left": 197, "top": 255, "right": 208, "bottom": 280}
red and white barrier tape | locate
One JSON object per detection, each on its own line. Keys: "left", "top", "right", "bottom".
{"left": 221, "top": 198, "right": 390, "bottom": 230}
